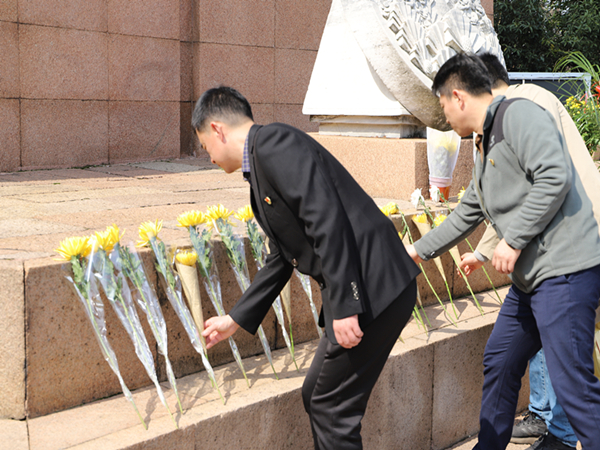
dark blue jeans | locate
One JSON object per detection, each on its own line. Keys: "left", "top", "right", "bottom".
{"left": 474, "top": 264, "right": 600, "bottom": 450}
{"left": 529, "top": 349, "right": 577, "bottom": 447}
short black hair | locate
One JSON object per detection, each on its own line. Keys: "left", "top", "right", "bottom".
{"left": 478, "top": 52, "right": 510, "bottom": 88}
{"left": 192, "top": 86, "right": 253, "bottom": 133}
{"left": 432, "top": 53, "right": 493, "bottom": 98}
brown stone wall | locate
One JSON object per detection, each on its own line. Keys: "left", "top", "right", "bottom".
{"left": 0, "top": 0, "right": 494, "bottom": 171}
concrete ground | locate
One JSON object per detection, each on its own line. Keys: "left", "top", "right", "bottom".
{"left": 0, "top": 156, "right": 417, "bottom": 261}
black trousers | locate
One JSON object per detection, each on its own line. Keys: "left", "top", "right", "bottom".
{"left": 302, "top": 280, "right": 417, "bottom": 449}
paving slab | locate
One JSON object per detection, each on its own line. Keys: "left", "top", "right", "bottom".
{"left": 0, "top": 419, "right": 28, "bottom": 450}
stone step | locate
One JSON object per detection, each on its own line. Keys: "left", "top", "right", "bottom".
{"left": 0, "top": 288, "right": 532, "bottom": 450}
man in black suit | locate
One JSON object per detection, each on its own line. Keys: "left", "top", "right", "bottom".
{"left": 196, "top": 86, "right": 419, "bottom": 449}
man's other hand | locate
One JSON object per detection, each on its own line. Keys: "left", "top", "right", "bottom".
{"left": 405, "top": 244, "right": 423, "bottom": 264}
{"left": 333, "top": 314, "right": 363, "bottom": 349}
{"left": 459, "top": 252, "right": 484, "bottom": 276}
{"left": 492, "top": 238, "right": 521, "bottom": 274}
{"left": 202, "top": 315, "right": 240, "bottom": 349}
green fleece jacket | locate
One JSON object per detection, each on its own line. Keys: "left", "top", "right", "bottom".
{"left": 414, "top": 95, "right": 600, "bottom": 293}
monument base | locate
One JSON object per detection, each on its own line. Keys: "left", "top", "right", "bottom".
{"left": 310, "top": 134, "right": 475, "bottom": 200}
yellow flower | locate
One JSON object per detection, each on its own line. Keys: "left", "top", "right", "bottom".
{"left": 379, "top": 202, "right": 399, "bottom": 217}
{"left": 413, "top": 213, "right": 428, "bottom": 224}
{"left": 175, "top": 250, "right": 198, "bottom": 266}
{"left": 55, "top": 236, "right": 92, "bottom": 261}
{"left": 137, "top": 220, "right": 162, "bottom": 247}
{"left": 235, "top": 205, "right": 254, "bottom": 222}
{"left": 433, "top": 214, "right": 447, "bottom": 227}
{"left": 177, "top": 210, "right": 206, "bottom": 228}
{"left": 92, "top": 224, "right": 123, "bottom": 253}
{"left": 205, "top": 204, "right": 236, "bottom": 230}
{"left": 457, "top": 187, "right": 466, "bottom": 202}
{"left": 435, "top": 134, "right": 458, "bottom": 155}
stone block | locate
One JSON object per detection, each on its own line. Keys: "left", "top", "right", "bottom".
{"left": 18, "top": 0, "right": 108, "bottom": 31}
{"left": 274, "top": 104, "right": 318, "bottom": 133}
{"left": 109, "top": 34, "right": 180, "bottom": 102}
{"left": 193, "top": 390, "right": 312, "bottom": 449}
{"left": 275, "top": 48, "right": 317, "bottom": 105}
{"left": 275, "top": 0, "right": 331, "bottom": 50}
{"left": 179, "top": 0, "right": 197, "bottom": 42}
{"left": 431, "top": 318, "right": 493, "bottom": 450}
{"left": 180, "top": 42, "right": 193, "bottom": 102}
{"left": 194, "top": 43, "right": 274, "bottom": 104}
{"left": 251, "top": 103, "right": 274, "bottom": 127}
{"left": 108, "top": 0, "right": 179, "bottom": 40}
{"left": 0, "top": 22, "right": 19, "bottom": 98}
{"left": 19, "top": 25, "right": 108, "bottom": 100}
{"left": 0, "top": 0, "right": 17, "bottom": 22}
{"left": 0, "top": 419, "right": 28, "bottom": 450}
{"left": 20, "top": 100, "right": 109, "bottom": 170}
{"left": 0, "top": 261, "right": 25, "bottom": 419}
{"left": 311, "top": 135, "right": 474, "bottom": 200}
{"left": 363, "top": 345, "right": 433, "bottom": 449}
{"left": 24, "top": 259, "right": 159, "bottom": 418}
{"left": 0, "top": 99, "right": 20, "bottom": 172}
{"left": 108, "top": 101, "right": 180, "bottom": 163}
{"left": 198, "top": 0, "right": 274, "bottom": 47}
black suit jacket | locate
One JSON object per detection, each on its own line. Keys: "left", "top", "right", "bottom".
{"left": 229, "top": 123, "right": 420, "bottom": 343}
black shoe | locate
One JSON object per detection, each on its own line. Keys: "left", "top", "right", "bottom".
{"left": 511, "top": 411, "right": 548, "bottom": 444}
{"left": 527, "top": 433, "right": 576, "bottom": 450}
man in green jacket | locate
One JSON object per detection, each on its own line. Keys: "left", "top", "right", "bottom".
{"left": 406, "top": 53, "right": 600, "bottom": 450}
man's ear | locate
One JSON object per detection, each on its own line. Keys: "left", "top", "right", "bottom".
{"left": 210, "top": 121, "right": 226, "bottom": 143}
{"left": 452, "top": 89, "right": 466, "bottom": 110}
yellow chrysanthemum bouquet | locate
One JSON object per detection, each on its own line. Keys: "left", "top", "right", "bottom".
{"left": 90, "top": 225, "right": 178, "bottom": 427}
{"left": 137, "top": 220, "right": 223, "bottom": 402}
{"left": 177, "top": 208, "right": 250, "bottom": 387}
{"left": 206, "top": 204, "right": 278, "bottom": 379}
{"left": 55, "top": 235, "right": 147, "bottom": 429}
{"left": 108, "top": 226, "right": 189, "bottom": 415}
{"left": 235, "top": 206, "right": 298, "bottom": 370}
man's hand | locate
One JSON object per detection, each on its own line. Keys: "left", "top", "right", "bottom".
{"left": 333, "top": 314, "right": 363, "bottom": 349}
{"left": 459, "top": 252, "right": 484, "bottom": 276}
{"left": 492, "top": 238, "right": 521, "bottom": 274}
{"left": 202, "top": 315, "right": 240, "bottom": 349}
{"left": 405, "top": 244, "right": 423, "bottom": 264}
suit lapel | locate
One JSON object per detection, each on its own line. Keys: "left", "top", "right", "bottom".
{"left": 248, "top": 125, "right": 278, "bottom": 245}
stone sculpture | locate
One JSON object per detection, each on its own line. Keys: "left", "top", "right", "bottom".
{"left": 304, "top": 0, "right": 504, "bottom": 134}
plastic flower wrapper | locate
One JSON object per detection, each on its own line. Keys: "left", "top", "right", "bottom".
{"left": 295, "top": 270, "right": 323, "bottom": 338}
{"left": 174, "top": 250, "right": 206, "bottom": 351}
{"left": 137, "top": 220, "right": 223, "bottom": 402}
{"left": 427, "top": 127, "right": 461, "bottom": 200}
{"left": 236, "top": 206, "right": 298, "bottom": 371}
{"left": 113, "top": 237, "right": 184, "bottom": 414}
{"left": 90, "top": 225, "right": 177, "bottom": 427}
{"left": 177, "top": 210, "right": 250, "bottom": 387}
{"left": 55, "top": 236, "right": 147, "bottom": 429}
{"left": 207, "top": 205, "right": 279, "bottom": 379}
{"left": 432, "top": 213, "right": 483, "bottom": 315}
